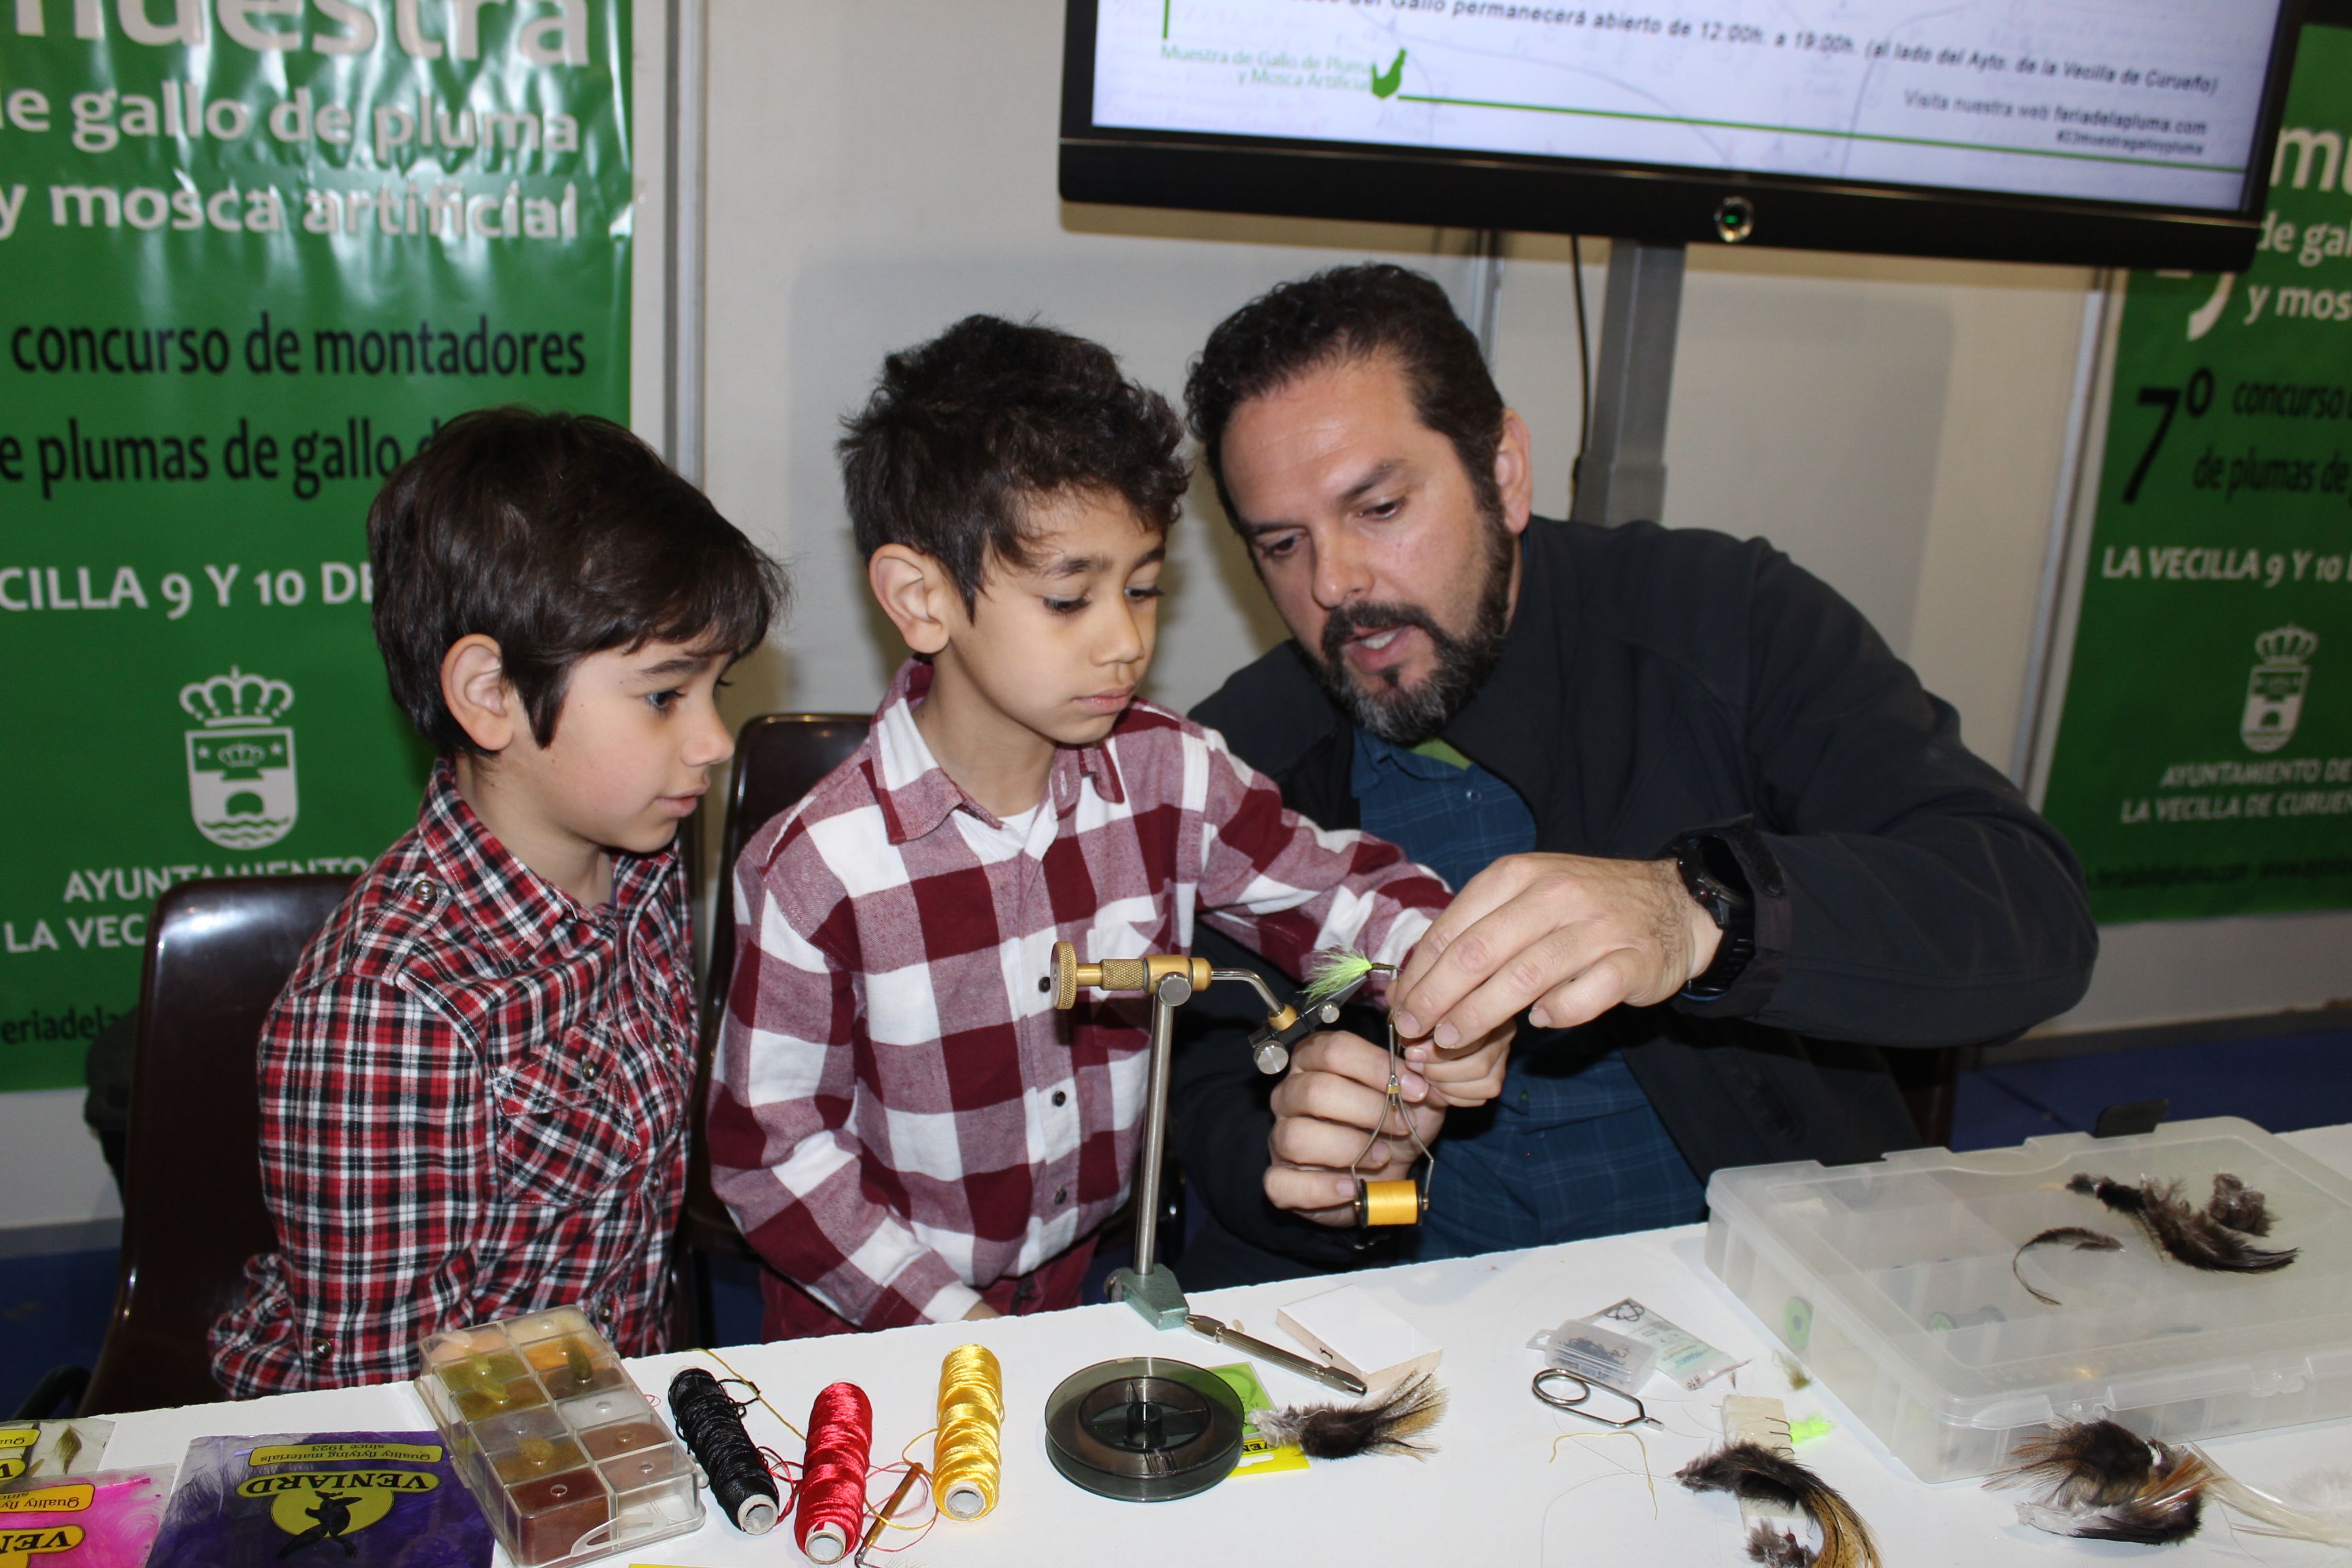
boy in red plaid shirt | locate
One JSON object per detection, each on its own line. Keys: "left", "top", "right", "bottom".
{"left": 708, "top": 318, "right": 1508, "bottom": 1337}
{"left": 212, "top": 409, "right": 785, "bottom": 1394}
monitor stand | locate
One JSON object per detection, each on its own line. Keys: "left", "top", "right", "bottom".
{"left": 1571, "top": 239, "right": 1685, "bottom": 527}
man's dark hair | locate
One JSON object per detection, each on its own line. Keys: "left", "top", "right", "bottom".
{"left": 838, "top": 315, "right": 1187, "bottom": 609}
{"left": 367, "top": 406, "right": 785, "bottom": 754}
{"left": 1186, "top": 263, "right": 1505, "bottom": 531}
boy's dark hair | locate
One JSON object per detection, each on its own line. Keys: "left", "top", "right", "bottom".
{"left": 838, "top": 315, "right": 1187, "bottom": 609}
{"left": 1186, "top": 263, "right": 1506, "bottom": 531}
{"left": 367, "top": 406, "right": 785, "bottom": 754}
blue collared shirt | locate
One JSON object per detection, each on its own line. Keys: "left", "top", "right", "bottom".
{"left": 1350, "top": 731, "right": 1706, "bottom": 1256}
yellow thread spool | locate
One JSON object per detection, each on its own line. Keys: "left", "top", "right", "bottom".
{"left": 932, "top": 1343, "right": 1004, "bottom": 1520}
{"left": 1356, "top": 1178, "right": 1424, "bottom": 1227}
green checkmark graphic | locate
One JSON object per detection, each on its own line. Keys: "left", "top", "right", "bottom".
{"left": 1371, "top": 48, "right": 1406, "bottom": 98}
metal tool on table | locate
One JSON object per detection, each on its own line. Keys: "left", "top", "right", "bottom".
{"left": 1184, "top": 1313, "right": 1367, "bottom": 1396}
{"left": 1531, "top": 1367, "right": 1663, "bottom": 1430}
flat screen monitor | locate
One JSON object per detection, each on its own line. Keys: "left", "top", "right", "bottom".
{"left": 1060, "top": 0, "right": 2304, "bottom": 270}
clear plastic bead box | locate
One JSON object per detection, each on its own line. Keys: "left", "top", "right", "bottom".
{"left": 1704, "top": 1117, "right": 2352, "bottom": 1482}
{"left": 416, "top": 1307, "right": 702, "bottom": 1565}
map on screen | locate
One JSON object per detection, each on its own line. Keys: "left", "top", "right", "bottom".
{"left": 1090, "top": 0, "right": 2285, "bottom": 213}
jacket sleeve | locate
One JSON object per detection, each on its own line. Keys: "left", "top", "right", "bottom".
{"left": 1676, "top": 546, "right": 2097, "bottom": 1046}
{"left": 1187, "top": 724, "right": 1448, "bottom": 979}
{"left": 705, "top": 837, "right": 981, "bottom": 1330}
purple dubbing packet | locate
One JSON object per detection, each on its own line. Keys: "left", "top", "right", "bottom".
{"left": 147, "top": 1432, "right": 493, "bottom": 1568}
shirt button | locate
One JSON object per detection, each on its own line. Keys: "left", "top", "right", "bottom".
{"left": 410, "top": 877, "right": 438, "bottom": 906}
{"left": 312, "top": 1339, "right": 333, "bottom": 1360}
{"left": 598, "top": 1303, "right": 615, "bottom": 1323}
{"left": 1051, "top": 1090, "right": 1067, "bottom": 1107}
{"left": 1053, "top": 1188, "right": 1067, "bottom": 1206}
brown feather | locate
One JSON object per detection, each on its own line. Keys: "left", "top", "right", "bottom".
{"left": 2204, "top": 1173, "right": 2276, "bottom": 1236}
{"left": 1991, "top": 1420, "right": 2212, "bottom": 1545}
{"left": 1254, "top": 1372, "right": 1446, "bottom": 1460}
{"left": 2010, "top": 1225, "right": 2123, "bottom": 1305}
{"left": 2065, "top": 1173, "right": 2297, "bottom": 1273}
{"left": 1745, "top": 1521, "right": 1816, "bottom": 1566}
{"left": 1676, "top": 1442, "right": 1882, "bottom": 1568}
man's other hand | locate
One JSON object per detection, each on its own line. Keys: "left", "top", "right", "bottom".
{"left": 1390, "top": 853, "right": 1720, "bottom": 1051}
{"left": 1262, "top": 1030, "right": 1446, "bottom": 1226}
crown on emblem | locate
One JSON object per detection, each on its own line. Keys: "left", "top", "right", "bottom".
{"left": 179, "top": 666, "right": 295, "bottom": 728}
{"left": 2254, "top": 624, "right": 2319, "bottom": 666}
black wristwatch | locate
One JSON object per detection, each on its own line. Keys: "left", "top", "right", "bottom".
{"left": 1665, "top": 831, "right": 1755, "bottom": 1001}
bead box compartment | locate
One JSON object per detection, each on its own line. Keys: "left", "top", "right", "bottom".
{"left": 417, "top": 1308, "right": 703, "bottom": 1566}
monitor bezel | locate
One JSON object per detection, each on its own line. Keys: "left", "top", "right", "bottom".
{"left": 1059, "top": 0, "right": 2309, "bottom": 272}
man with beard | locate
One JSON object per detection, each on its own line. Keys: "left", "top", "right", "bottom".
{"left": 1168, "top": 263, "right": 2097, "bottom": 1279}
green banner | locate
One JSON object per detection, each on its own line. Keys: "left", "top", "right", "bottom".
{"left": 2042, "top": 22, "right": 2352, "bottom": 924}
{"left": 0, "top": 0, "right": 634, "bottom": 1090}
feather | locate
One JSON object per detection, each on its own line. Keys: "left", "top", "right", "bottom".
{"left": 1676, "top": 1442, "right": 1882, "bottom": 1568}
{"left": 2207, "top": 1472, "right": 2352, "bottom": 1547}
{"left": 2010, "top": 1226, "right": 2123, "bottom": 1305}
{"left": 2202, "top": 1173, "right": 2276, "bottom": 1236}
{"left": 1990, "top": 1421, "right": 2210, "bottom": 1545}
{"left": 1745, "top": 1521, "right": 1815, "bottom": 1566}
{"left": 1297, "top": 947, "right": 1383, "bottom": 1008}
{"left": 1254, "top": 1372, "right": 1446, "bottom": 1460}
{"left": 2065, "top": 1173, "right": 2298, "bottom": 1273}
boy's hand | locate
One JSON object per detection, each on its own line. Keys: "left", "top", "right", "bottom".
{"left": 1262, "top": 1030, "right": 1447, "bottom": 1227}
{"left": 962, "top": 1301, "right": 1002, "bottom": 1321}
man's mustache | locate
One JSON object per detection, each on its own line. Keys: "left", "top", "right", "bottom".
{"left": 1319, "top": 602, "right": 1450, "bottom": 675}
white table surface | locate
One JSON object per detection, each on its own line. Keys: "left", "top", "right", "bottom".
{"left": 98, "top": 1123, "right": 2352, "bottom": 1568}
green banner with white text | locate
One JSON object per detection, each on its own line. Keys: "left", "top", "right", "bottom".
{"left": 2042, "top": 21, "right": 2352, "bottom": 924}
{"left": 0, "top": 0, "right": 633, "bottom": 1089}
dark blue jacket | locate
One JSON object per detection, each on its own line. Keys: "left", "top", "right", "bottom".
{"left": 1171, "top": 517, "right": 2097, "bottom": 1268}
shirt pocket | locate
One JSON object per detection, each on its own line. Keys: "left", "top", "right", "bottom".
{"left": 490, "top": 1028, "right": 646, "bottom": 1207}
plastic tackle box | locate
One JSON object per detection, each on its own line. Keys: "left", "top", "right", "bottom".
{"left": 416, "top": 1307, "right": 703, "bottom": 1565}
{"left": 1704, "top": 1117, "right": 2352, "bottom": 1482}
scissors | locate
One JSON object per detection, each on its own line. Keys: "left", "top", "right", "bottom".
{"left": 1531, "top": 1367, "right": 1662, "bottom": 1430}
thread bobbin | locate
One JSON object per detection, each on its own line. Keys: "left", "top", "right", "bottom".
{"left": 1356, "top": 1177, "right": 1427, "bottom": 1227}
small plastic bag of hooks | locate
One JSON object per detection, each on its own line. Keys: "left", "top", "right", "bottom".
{"left": 1584, "top": 1298, "right": 1746, "bottom": 1391}
{"left": 1526, "top": 1319, "right": 1658, "bottom": 1394}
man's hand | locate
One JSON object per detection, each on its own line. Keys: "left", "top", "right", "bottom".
{"left": 1390, "top": 853, "right": 1719, "bottom": 1051}
{"left": 962, "top": 1301, "right": 1002, "bottom": 1321}
{"left": 1263, "top": 1030, "right": 1441, "bottom": 1225}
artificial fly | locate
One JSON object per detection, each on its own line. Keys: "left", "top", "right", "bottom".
{"left": 1253, "top": 1373, "right": 1447, "bottom": 1460}
{"left": 1298, "top": 947, "right": 1384, "bottom": 1009}
{"left": 2009, "top": 1225, "right": 2123, "bottom": 1305}
{"left": 2065, "top": 1172, "right": 2297, "bottom": 1273}
{"left": 1675, "top": 1443, "right": 1883, "bottom": 1568}
{"left": 1991, "top": 1420, "right": 2352, "bottom": 1548}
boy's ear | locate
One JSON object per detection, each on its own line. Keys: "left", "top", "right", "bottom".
{"left": 868, "top": 545, "right": 957, "bottom": 655}
{"left": 440, "top": 634, "right": 520, "bottom": 753}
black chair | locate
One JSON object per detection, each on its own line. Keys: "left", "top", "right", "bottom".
{"left": 681, "top": 716, "right": 870, "bottom": 1339}
{"left": 80, "top": 875, "right": 352, "bottom": 1416}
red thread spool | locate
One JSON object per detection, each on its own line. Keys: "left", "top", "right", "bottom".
{"left": 796, "top": 1381, "right": 873, "bottom": 1564}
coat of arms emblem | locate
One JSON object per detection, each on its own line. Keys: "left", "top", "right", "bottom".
{"left": 182, "top": 666, "right": 299, "bottom": 849}
{"left": 2240, "top": 624, "right": 2317, "bottom": 755}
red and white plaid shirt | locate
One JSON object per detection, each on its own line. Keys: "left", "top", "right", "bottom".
{"left": 211, "top": 760, "right": 696, "bottom": 1396}
{"left": 708, "top": 659, "right": 1448, "bottom": 1330}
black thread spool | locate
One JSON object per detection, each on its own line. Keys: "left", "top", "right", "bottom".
{"left": 667, "top": 1367, "right": 782, "bottom": 1535}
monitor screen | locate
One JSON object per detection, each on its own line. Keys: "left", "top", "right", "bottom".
{"left": 1062, "top": 0, "right": 2304, "bottom": 269}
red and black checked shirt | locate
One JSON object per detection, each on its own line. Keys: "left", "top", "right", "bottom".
{"left": 210, "top": 759, "right": 696, "bottom": 1396}
{"left": 708, "top": 659, "right": 1449, "bottom": 1330}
